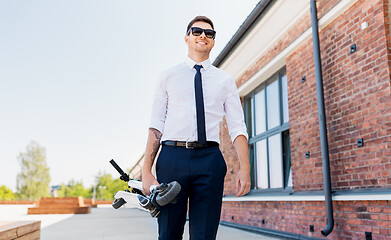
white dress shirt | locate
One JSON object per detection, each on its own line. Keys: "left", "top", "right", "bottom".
{"left": 150, "top": 56, "right": 248, "bottom": 144}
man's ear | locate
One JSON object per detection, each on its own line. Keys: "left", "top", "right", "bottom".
{"left": 184, "top": 35, "right": 189, "bottom": 45}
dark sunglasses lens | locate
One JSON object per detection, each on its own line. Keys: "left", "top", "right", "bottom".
{"left": 190, "top": 27, "right": 215, "bottom": 39}
{"left": 191, "top": 28, "right": 202, "bottom": 36}
{"left": 204, "top": 30, "right": 215, "bottom": 39}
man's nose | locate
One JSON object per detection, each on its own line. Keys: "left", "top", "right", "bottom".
{"left": 199, "top": 31, "right": 206, "bottom": 38}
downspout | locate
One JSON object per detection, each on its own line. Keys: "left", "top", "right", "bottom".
{"left": 310, "top": 0, "right": 334, "bottom": 237}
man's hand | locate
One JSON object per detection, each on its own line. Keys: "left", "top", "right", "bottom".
{"left": 142, "top": 172, "right": 159, "bottom": 195}
{"left": 233, "top": 135, "right": 251, "bottom": 197}
{"left": 235, "top": 168, "right": 251, "bottom": 197}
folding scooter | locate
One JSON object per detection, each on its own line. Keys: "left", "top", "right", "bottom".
{"left": 109, "top": 159, "right": 181, "bottom": 218}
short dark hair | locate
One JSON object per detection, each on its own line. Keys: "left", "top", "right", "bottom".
{"left": 186, "top": 16, "right": 214, "bottom": 34}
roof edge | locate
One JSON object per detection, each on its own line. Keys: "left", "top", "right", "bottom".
{"left": 213, "top": 0, "right": 273, "bottom": 67}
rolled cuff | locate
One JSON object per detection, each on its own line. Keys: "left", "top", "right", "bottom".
{"left": 149, "top": 121, "right": 164, "bottom": 135}
{"left": 230, "top": 130, "right": 249, "bottom": 144}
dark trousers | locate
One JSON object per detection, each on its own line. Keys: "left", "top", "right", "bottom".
{"left": 156, "top": 145, "right": 227, "bottom": 240}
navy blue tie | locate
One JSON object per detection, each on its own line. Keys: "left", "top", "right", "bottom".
{"left": 194, "top": 65, "right": 207, "bottom": 146}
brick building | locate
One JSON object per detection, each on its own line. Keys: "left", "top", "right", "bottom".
{"left": 213, "top": 0, "right": 391, "bottom": 239}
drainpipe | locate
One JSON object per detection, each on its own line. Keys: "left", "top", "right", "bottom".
{"left": 310, "top": 0, "right": 334, "bottom": 236}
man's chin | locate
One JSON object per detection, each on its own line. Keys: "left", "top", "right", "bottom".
{"left": 195, "top": 46, "right": 211, "bottom": 53}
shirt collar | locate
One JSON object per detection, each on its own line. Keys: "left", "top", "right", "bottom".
{"left": 185, "top": 56, "right": 211, "bottom": 71}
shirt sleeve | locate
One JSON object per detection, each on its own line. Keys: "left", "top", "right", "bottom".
{"left": 224, "top": 76, "right": 249, "bottom": 143}
{"left": 149, "top": 71, "right": 168, "bottom": 134}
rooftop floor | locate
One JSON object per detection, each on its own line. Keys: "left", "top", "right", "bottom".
{"left": 0, "top": 204, "right": 284, "bottom": 240}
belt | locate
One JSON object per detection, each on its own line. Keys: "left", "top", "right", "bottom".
{"left": 162, "top": 140, "right": 219, "bottom": 149}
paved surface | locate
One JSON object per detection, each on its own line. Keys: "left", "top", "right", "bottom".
{"left": 0, "top": 204, "right": 283, "bottom": 240}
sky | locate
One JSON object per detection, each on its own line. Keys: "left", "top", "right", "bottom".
{"left": 0, "top": 0, "right": 259, "bottom": 191}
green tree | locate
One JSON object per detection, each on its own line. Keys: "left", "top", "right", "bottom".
{"left": 95, "top": 171, "right": 127, "bottom": 200}
{"left": 0, "top": 185, "right": 15, "bottom": 200}
{"left": 57, "top": 180, "right": 92, "bottom": 198}
{"left": 16, "top": 141, "right": 51, "bottom": 200}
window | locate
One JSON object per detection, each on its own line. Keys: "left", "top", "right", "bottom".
{"left": 244, "top": 67, "right": 291, "bottom": 190}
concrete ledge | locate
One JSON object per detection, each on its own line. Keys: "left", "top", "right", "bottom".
{"left": 220, "top": 221, "right": 323, "bottom": 240}
{"left": 223, "top": 192, "right": 391, "bottom": 202}
{"left": 0, "top": 221, "right": 41, "bottom": 240}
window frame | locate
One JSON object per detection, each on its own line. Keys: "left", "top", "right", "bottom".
{"left": 244, "top": 67, "right": 292, "bottom": 193}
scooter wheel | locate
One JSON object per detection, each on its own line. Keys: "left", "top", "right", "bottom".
{"left": 112, "top": 198, "right": 126, "bottom": 209}
{"left": 155, "top": 181, "right": 181, "bottom": 206}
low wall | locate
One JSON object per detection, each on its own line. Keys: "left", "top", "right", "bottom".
{"left": 0, "top": 221, "right": 41, "bottom": 240}
{"left": 28, "top": 197, "right": 90, "bottom": 214}
{"left": 0, "top": 201, "right": 37, "bottom": 205}
{"left": 95, "top": 200, "right": 113, "bottom": 205}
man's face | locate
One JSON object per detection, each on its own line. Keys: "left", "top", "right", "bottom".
{"left": 185, "top": 21, "right": 215, "bottom": 55}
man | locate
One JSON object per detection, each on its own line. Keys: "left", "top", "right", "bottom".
{"left": 142, "top": 16, "right": 250, "bottom": 240}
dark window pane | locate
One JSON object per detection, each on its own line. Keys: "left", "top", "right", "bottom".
{"left": 282, "top": 130, "right": 292, "bottom": 187}
{"left": 245, "top": 97, "right": 253, "bottom": 138}
{"left": 249, "top": 144, "right": 256, "bottom": 189}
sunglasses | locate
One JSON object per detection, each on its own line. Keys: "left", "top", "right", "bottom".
{"left": 187, "top": 27, "right": 216, "bottom": 39}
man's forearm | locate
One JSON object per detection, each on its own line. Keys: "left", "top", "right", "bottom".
{"left": 142, "top": 128, "right": 162, "bottom": 175}
{"left": 233, "top": 134, "right": 251, "bottom": 196}
{"left": 233, "top": 135, "right": 250, "bottom": 171}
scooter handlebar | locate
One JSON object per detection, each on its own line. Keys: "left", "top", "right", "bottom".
{"left": 109, "top": 159, "right": 130, "bottom": 182}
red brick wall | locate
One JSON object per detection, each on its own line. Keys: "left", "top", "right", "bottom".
{"left": 222, "top": 0, "right": 391, "bottom": 193}
{"left": 219, "top": 0, "right": 391, "bottom": 239}
{"left": 222, "top": 200, "right": 391, "bottom": 239}
{"left": 384, "top": 0, "right": 391, "bottom": 79}
{"left": 288, "top": 0, "right": 391, "bottom": 191}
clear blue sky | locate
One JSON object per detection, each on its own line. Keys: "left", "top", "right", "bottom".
{"left": 0, "top": 0, "right": 259, "bottom": 191}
